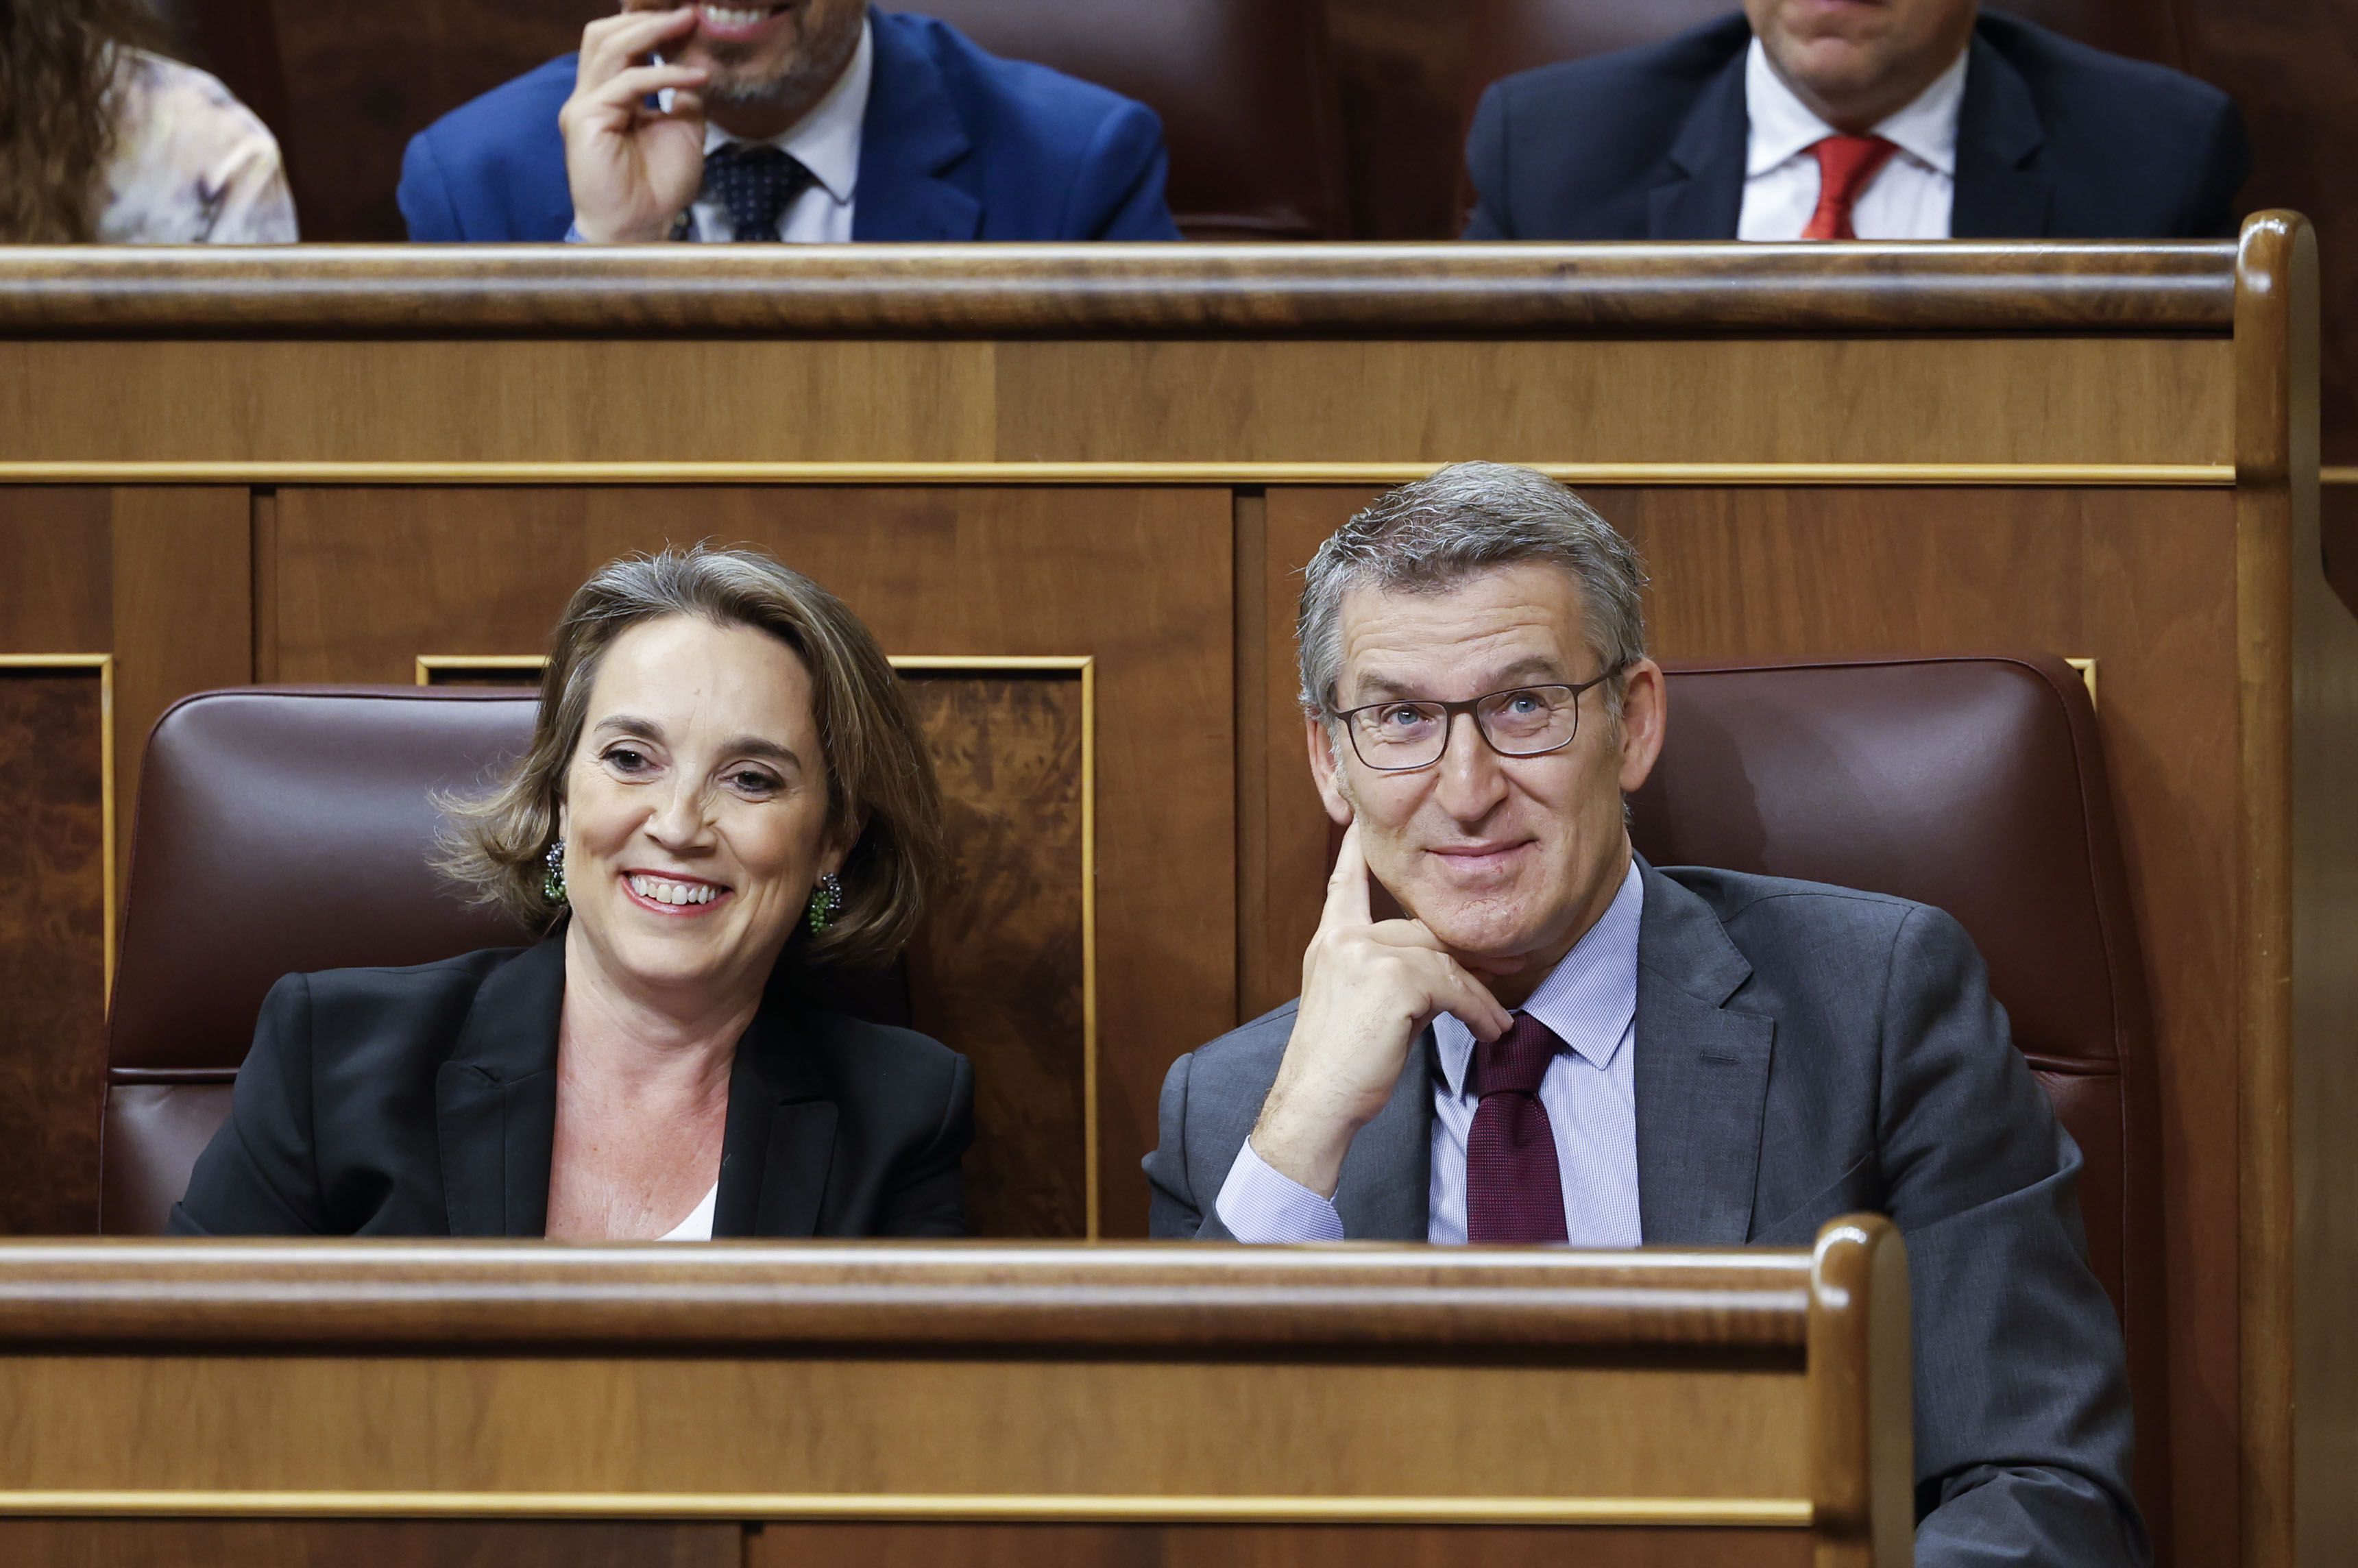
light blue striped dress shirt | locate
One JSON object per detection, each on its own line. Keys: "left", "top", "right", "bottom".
{"left": 1215, "top": 859, "right": 1645, "bottom": 1245}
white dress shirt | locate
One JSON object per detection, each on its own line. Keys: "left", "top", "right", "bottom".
{"left": 657, "top": 1181, "right": 719, "bottom": 1242}
{"left": 1737, "top": 36, "right": 1967, "bottom": 241}
{"left": 1215, "top": 859, "right": 1646, "bottom": 1245}
{"left": 683, "top": 16, "right": 869, "bottom": 242}
{"left": 570, "top": 16, "right": 870, "bottom": 243}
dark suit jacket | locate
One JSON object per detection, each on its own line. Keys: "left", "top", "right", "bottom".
{"left": 172, "top": 935, "right": 975, "bottom": 1238}
{"left": 1463, "top": 10, "right": 2248, "bottom": 241}
{"left": 398, "top": 6, "right": 1182, "bottom": 242}
{"left": 1145, "top": 862, "right": 2147, "bottom": 1568}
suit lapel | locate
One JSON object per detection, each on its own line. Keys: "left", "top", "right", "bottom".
{"left": 1949, "top": 28, "right": 2051, "bottom": 238}
{"left": 1648, "top": 47, "right": 1750, "bottom": 240}
{"left": 1335, "top": 1029, "right": 1436, "bottom": 1242}
{"left": 713, "top": 992, "right": 839, "bottom": 1238}
{"left": 849, "top": 13, "right": 982, "bottom": 241}
{"left": 435, "top": 937, "right": 563, "bottom": 1236}
{"left": 1632, "top": 864, "right": 1775, "bottom": 1245}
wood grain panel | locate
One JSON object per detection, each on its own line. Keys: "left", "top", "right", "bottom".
{"left": 0, "top": 341, "right": 998, "bottom": 465}
{"left": 105, "top": 489, "right": 252, "bottom": 901}
{"left": 993, "top": 338, "right": 2231, "bottom": 467}
{"left": 903, "top": 673, "right": 1087, "bottom": 1238}
{"left": 265, "top": 486, "right": 1232, "bottom": 1237}
{"left": 0, "top": 247, "right": 2237, "bottom": 336}
{"left": 0, "top": 335, "right": 2231, "bottom": 470}
{"left": 0, "top": 674, "right": 108, "bottom": 1234}
{"left": 1252, "top": 481, "right": 2242, "bottom": 1563}
{"left": 748, "top": 1521, "right": 1808, "bottom": 1568}
{"left": 0, "top": 1519, "right": 738, "bottom": 1568}
{"left": 0, "top": 489, "right": 111, "bottom": 650}
{"left": 0, "top": 1355, "right": 1808, "bottom": 1502}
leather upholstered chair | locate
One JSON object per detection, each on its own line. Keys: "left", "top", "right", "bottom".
{"left": 101, "top": 685, "right": 907, "bottom": 1238}
{"left": 1324, "top": 650, "right": 2165, "bottom": 1534}
{"left": 1626, "top": 653, "right": 2168, "bottom": 1546}
{"left": 914, "top": 0, "right": 1350, "bottom": 240}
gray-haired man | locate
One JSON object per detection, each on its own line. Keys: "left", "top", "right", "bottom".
{"left": 1143, "top": 463, "right": 2146, "bottom": 1566}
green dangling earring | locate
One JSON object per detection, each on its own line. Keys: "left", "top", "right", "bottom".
{"left": 806, "top": 871, "right": 843, "bottom": 934}
{"left": 544, "top": 840, "right": 568, "bottom": 905}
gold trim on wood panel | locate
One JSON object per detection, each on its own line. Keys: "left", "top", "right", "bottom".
{"left": 2322, "top": 465, "right": 2357, "bottom": 486}
{"left": 0, "top": 655, "right": 115, "bottom": 1001}
{"left": 414, "top": 652, "right": 1102, "bottom": 1238}
{"left": 0, "top": 1491, "right": 1814, "bottom": 1526}
{"left": 0, "top": 462, "right": 2237, "bottom": 488}
{"left": 2066, "top": 657, "right": 2098, "bottom": 709}
{"left": 414, "top": 654, "right": 546, "bottom": 684}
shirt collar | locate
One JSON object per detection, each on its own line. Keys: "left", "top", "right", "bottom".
{"left": 701, "top": 13, "right": 872, "bottom": 204}
{"left": 1743, "top": 34, "right": 1967, "bottom": 179}
{"left": 1433, "top": 856, "right": 1644, "bottom": 1099}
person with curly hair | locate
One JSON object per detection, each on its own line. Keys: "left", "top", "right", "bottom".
{"left": 0, "top": 0, "right": 295, "bottom": 242}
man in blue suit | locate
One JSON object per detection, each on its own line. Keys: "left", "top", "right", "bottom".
{"left": 1464, "top": 0, "right": 2248, "bottom": 242}
{"left": 400, "top": 1, "right": 1180, "bottom": 243}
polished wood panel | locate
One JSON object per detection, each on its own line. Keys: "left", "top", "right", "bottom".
{"left": 0, "top": 336, "right": 2234, "bottom": 471}
{"left": 746, "top": 1521, "right": 1810, "bottom": 1567}
{"left": 0, "top": 1242, "right": 1818, "bottom": 1347}
{"left": 0, "top": 1519, "right": 738, "bottom": 1568}
{"left": 264, "top": 485, "right": 1230, "bottom": 1238}
{"left": 0, "top": 245, "right": 2237, "bottom": 336}
{"left": 0, "top": 674, "right": 106, "bottom": 1236}
{"left": 104, "top": 489, "right": 251, "bottom": 900}
{"left": 904, "top": 672, "right": 1089, "bottom": 1238}
{"left": 0, "top": 1353, "right": 1805, "bottom": 1499}
{"left": 0, "top": 1227, "right": 1907, "bottom": 1558}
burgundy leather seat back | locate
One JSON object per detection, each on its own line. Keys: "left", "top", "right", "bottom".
{"left": 104, "top": 687, "right": 544, "bottom": 1235}
{"left": 915, "top": 0, "right": 1348, "bottom": 239}
{"left": 102, "top": 685, "right": 906, "bottom": 1236}
{"left": 1628, "top": 653, "right": 2165, "bottom": 1541}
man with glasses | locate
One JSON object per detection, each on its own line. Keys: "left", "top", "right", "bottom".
{"left": 1144, "top": 463, "right": 2146, "bottom": 1566}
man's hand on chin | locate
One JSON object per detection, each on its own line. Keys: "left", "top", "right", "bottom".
{"left": 1250, "top": 821, "right": 1511, "bottom": 1199}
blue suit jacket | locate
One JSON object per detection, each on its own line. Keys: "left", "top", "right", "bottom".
{"left": 399, "top": 7, "right": 1180, "bottom": 241}
{"left": 1465, "top": 11, "right": 2249, "bottom": 241}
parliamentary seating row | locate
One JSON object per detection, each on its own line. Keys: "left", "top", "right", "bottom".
{"left": 175, "top": 0, "right": 2189, "bottom": 244}
{"left": 0, "top": 226, "right": 2338, "bottom": 1565}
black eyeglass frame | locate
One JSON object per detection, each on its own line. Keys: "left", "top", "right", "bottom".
{"left": 1330, "top": 663, "right": 1630, "bottom": 773}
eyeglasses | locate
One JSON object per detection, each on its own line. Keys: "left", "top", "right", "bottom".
{"left": 1331, "top": 666, "right": 1626, "bottom": 773}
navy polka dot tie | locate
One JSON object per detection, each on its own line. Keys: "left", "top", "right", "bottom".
{"left": 1465, "top": 1013, "right": 1570, "bottom": 1243}
{"left": 703, "top": 143, "right": 816, "bottom": 243}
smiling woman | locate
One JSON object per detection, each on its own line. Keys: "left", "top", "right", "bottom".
{"left": 169, "top": 546, "right": 969, "bottom": 1242}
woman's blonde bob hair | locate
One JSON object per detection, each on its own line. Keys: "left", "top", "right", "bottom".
{"left": 436, "top": 544, "right": 945, "bottom": 972}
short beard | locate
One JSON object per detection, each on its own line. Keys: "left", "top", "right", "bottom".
{"left": 701, "top": 23, "right": 859, "bottom": 115}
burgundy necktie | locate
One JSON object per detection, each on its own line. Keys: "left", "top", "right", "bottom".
{"left": 1465, "top": 1014, "right": 1569, "bottom": 1243}
{"left": 1801, "top": 134, "right": 1897, "bottom": 240}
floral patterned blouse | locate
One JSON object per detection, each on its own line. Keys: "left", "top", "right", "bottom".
{"left": 96, "top": 49, "right": 297, "bottom": 243}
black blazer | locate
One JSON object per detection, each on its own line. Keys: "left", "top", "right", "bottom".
{"left": 171, "top": 936, "right": 975, "bottom": 1238}
{"left": 1464, "top": 10, "right": 2250, "bottom": 241}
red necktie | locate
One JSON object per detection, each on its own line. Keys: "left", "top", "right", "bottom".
{"left": 1801, "top": 134, "right": 1897, "bottom": 240}
{"left": 1465, "top": 1014, "right": 1569, "bottom": 1243}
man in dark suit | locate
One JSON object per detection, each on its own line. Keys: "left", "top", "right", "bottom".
{"left": 1144, "top": 463, "right": 2148, "bottom": 1567}
{"left": 1463, "top": 1, "right": 2248, "bottom": 241}
{"left": 400, "top": 2, "right": 1180, "bottom": 242}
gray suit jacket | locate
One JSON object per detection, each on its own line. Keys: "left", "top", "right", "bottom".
{"left": 1145, "top": 861, "right": 2146, "bottom": 1568}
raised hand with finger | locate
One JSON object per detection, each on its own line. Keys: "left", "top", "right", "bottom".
{"left": 559, "top": 6, "right": 711, "bottom": 243}
{"left": 1248, "top": 821, "right": 1515, "bottom": 1200}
